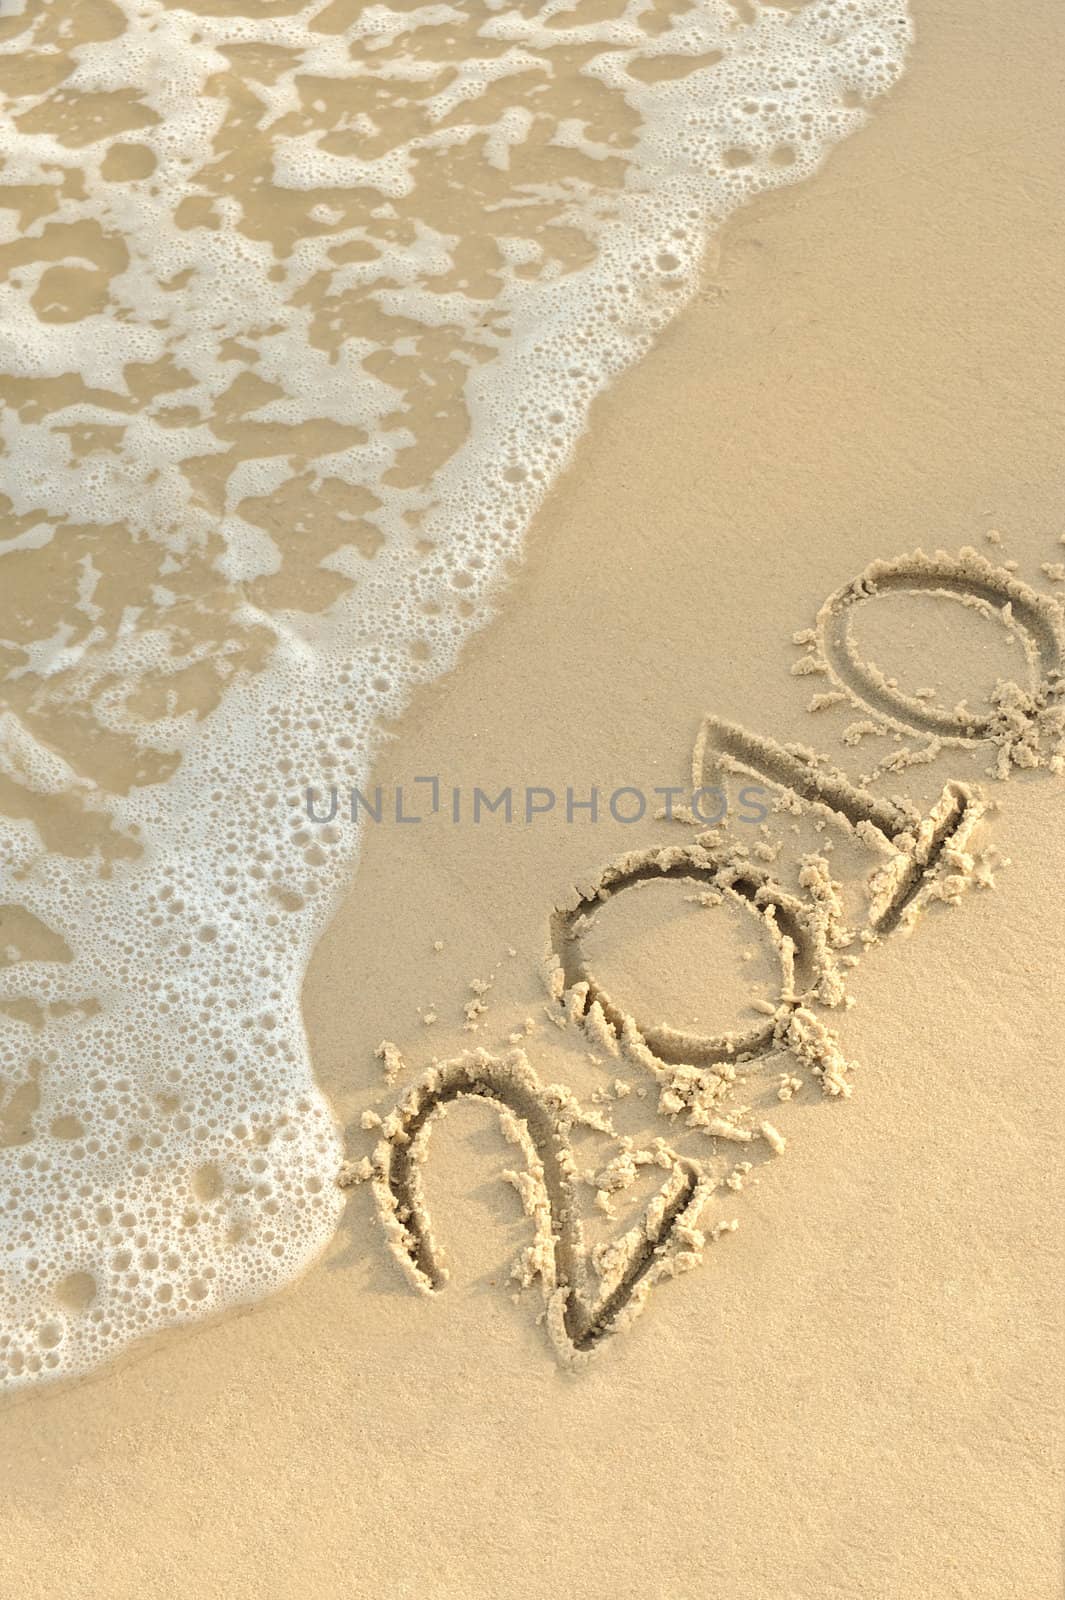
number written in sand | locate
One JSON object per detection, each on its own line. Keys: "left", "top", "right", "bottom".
{"left": 362, "top": 548, "right": 1065, "bottom": 1363}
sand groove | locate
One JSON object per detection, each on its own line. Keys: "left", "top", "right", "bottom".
{"left": 809, "top": 549, "right": 1065, "bottom": 770}
{"left": 544, "top": 841, "right": 835, "bottom": 1077}
{"left": 692, "top": 714, "right": 917, "bottom": 842}
{"left": 692, "top": 715, "right": 985, "bottom": 937}
{"left": 369, "top": 1049, "right": 711, "bottom": 1363}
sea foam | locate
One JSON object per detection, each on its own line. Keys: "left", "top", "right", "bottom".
{"left": 0, "top": 0, "right": 910, "bottom": 1385}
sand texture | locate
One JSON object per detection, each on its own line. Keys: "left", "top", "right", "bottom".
{"left": 1, "top": 2, "right": 1063, "bottom": 1597}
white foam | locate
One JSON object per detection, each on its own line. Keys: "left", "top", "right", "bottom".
{"left": 0, "top": 0, "right": 911, "bottom": 1385}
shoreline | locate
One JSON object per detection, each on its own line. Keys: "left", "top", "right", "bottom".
{"left": 3, "top": 4, "right": 1063, "bottom": 1594}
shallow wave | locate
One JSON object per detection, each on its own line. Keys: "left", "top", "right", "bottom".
{"left": 0, "top": 0, "right": 910, "bottom": 1386}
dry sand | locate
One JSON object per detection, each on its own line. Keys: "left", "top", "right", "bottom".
{"left": 2, "top": 3, "right": 1064, "bottom": 1596}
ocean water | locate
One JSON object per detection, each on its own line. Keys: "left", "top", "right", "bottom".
{"left": 0, "top": 0, "right": 910, "bottom": 1386}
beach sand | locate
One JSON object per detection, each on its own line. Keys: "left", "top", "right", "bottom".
{"left": 2, "top": 3, "right": 1063, "bottom": 1595}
